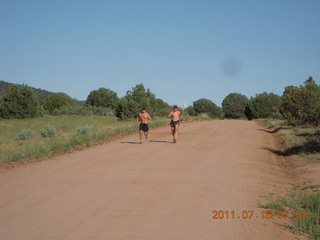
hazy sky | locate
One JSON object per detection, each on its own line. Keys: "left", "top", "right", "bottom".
{"left": 1, "top": 0, "right": 320, "bottom": 106}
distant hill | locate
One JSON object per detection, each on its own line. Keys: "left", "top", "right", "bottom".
{"left": 0, "top": 80, "right": 55, "bottom": 99}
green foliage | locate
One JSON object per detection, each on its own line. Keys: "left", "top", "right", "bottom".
{"left": 193, "top": 98, "right": 215, "bottom": 113}
{"left": 246, "top": 92, "right": 282, "bottom": 119}
{"left": 261, "top": 189, "right": 320, "bottom": 240}
{"left": 126, "top": 84, "right": 149, "bottom": 105}
{"left": 51, "top": 105, "right": 114, "bottom": 116}
{"left": 76, "top": 125, "right": 92, "bottom": 135}
{"left": 152, "top": 98, "right": 171, "bottom": 116}
{"left": 115, "top": 84, "right": 170, "bottom": 120}
{"left": 280, "top": 77, "right": 320, "bottom": 127}
{"left": 209, "top": 107, "right": 224, "bottom": 119}
{"left": 222, "top": 93, "right": 249, "bottom": 119}
{"left": 192, "top": 98, "right": 222, "bottom": 118}
{"left": 0, "top": 85, "right": 43, "bottom": 119}
{"left": 0, "top": 80, "right": 14, "bottom": 98}
{"left": 19, "top": 129, "right": 32, "bottom": 140}
{"left": 187, "top": 106, "right": 197, "bottom": 116}
{"left": 40, "top": 125, "right": 57, "bottom": 138}
{"left": 115, "top": 98, "right": 140, "bottom": 120}
{"left": 0, "top": 80, "right": 53, "bottom": 100}
{"left": 125, "top": 84, "right": 155, "bottom": 113}
{"left": 303, "top": 193, "right": 320, "bottom": 240}
{"left": 86, "top": 88, "right": 119, "bottom": 110}
{"left": 45, "top": 93, "right": 77, "bottom": 114}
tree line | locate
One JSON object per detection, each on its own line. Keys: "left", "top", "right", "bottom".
{"left": 0, "top": 77, "right": 319, "bottom": 126}
{"left": 0, "top": 80, "right": 53, "bottom": 99}
{"left": 188, "top": 76, "right": 319, "bottom": 127}
{"left": 194, "top": 77, "right": 320, "bottom": 126}
{"left": 0, "top": 83, "right": 171, "bottom": 120}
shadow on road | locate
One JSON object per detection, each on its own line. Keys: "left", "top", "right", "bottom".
{"left": 120, "top": 141, "right": 142, "bottom": 144}
{"left": 120, "top": 140, "right": 173, "bottom": 144}
{"left": 257, "top": 127, "right": 292, "bottom": 134}
{"left": 149, "top": 140, "right": 172, "bottom": 144}
{"left": 261, "top": 141, "right": 320, "bottom": 156}
{"left": 260, "top": 146, "right": 300, "bottom": 156}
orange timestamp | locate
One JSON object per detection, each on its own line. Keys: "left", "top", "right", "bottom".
{"left": 212, "top": 210, "right": 308, "bottom": 220}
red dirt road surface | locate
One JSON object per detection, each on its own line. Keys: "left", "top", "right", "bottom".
{"left": 0, "top": 120, "right": 307, "bottom": 240}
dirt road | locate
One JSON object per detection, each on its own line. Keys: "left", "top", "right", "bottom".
{"left": 0, "top": 120, "right": 307, "bottom": 240}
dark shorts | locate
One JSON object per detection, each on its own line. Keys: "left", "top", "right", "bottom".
{"left": 170, "top": 120, "right": 180, "bottom": 127}
{"left": 139, "top": 123, "right": 149, "bottom": 132}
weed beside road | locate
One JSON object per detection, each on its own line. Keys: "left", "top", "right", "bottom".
{"left": 260, "top": 187, "right": 320, "bottom": 240}
{"left": 261, "top": 119, "right": 320, "bottom": 240}
{"left": 0, "top": 115, "right": 169, "bottom": 164}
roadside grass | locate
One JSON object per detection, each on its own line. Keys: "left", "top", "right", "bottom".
{"left": 262, "top": 119, "right": 320, "bottom": 160}
{"left": 187, "top": 113, "right": 215, "bottom": 121}
{"left": 259, "top": 188, "right": 320, "bottom": 240}
{"left": 0, "top": 115, "right": 169, "bottom": 164}
{"left": 260, "top": 119, "right": 320, "bottom": 239}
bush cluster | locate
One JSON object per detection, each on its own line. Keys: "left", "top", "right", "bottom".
{"left": 187, "top": 98, "right": 223, "bottom": 118}
{"left": 280, "top": 77, "right": 320, "bottom": 127}
{"left": 18, "top": 124, "right": 94, "bottom": 140}
{"left": 0, "top": 83, "right": 170, "bottom": 120}
{"left": 0, "top": 85, "right": 43, "bottom": 119}
{"left": 76, "top": 125, "right": 92, "bottom": 135}
{"left": 19, "top": 129, "right": 32, "bottom": 140}
{"left": 52, "top": 105, "right": 114, "bottom": 117}
{"left": 115, "top": 84, "right": 171, "bottom": 120}
{"left": 222, "top": 93, "right": 249, "bottom": 119}
{"left": 219, "top": 77, "right": 319, "bottom": 124}
{"left": 246, "top": 92, "right": 282, "bottom": 120}
{"left": 40, "top": 125, "right": 57, "bottom": 138}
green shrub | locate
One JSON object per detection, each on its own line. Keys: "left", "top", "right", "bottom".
{"left": 86, "top": 88, "right": 119, "bottom": 110}
{"left": 52, "top": 105, "right": 114, "bottom": 116}
{"left": 88, "top": 106, "right": 114, "bottom": 117}
{"left": 222, "top": 93, "right": 249, "bottom": 119}
{"left": 40, "top": 125, "right": 57, "bottom": 138}
{"left": 44, "top": 93, "right": 77, "bottom": 114}
{"left": 280, "top": 77, "right": 320, "bottom": 127}
{"left": 246, "top": 92, "right": 282, "bottom": 119}
{"left": 193, "top": 98, "right": 214, "bottom": 113}
{"left": 115, "top": 98, "right": 140, "bottom": 120}
{"left": 19, "top": 129, "right": 32, "bottom": 140}
{"left": 192, "top": 98, "right": 222, "bottom": 118}
{"left": 261, "top": 189, "right": 320, "bottom": 240}
{"left": 187, "top": 106, "right": 197, "bottom": 116}
{"left": 76, "top": 125, "right": 92, "bottom": 135}
{"left": 115, "top": 84, "right": 171, "bottom": 120}
{"left": 0, "top": 85, "right": 43, "bottom": 119}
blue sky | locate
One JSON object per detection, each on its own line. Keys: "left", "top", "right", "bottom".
{"left": 1, "top": 0, "right": 319, "bottom": 107}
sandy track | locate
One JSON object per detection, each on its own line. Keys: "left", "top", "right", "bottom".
{"left": 0, "top": 120, "right": 307, "bottom": 240}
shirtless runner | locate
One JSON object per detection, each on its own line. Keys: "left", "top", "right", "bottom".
{"left": 136, "top": 107, "right": 152, "bottom": 143}
{"left": 167, "top": 105, "right": 182, "bottom": 143}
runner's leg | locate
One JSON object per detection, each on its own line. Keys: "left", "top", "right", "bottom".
{"left": 174, "top": 124, "right": 179, "bottom": 142}
{"left": 139, "top": 130, "right": 144, "bottom": 142}
{"left": 144, "top": 131, "right": 148, "bottom": 140}
{"left": 171, "top": 126, "right": 175, "bottom": 141}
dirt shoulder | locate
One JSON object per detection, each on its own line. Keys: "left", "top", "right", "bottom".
{"left": 257, "top": 120, "right": 320, "bottom": 191}
{"left": 0, "top": 120, "right": 308, "bottom": 240}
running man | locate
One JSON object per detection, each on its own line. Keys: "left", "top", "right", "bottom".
{"left": 136, "top": 107, "right": 152, "bottom": 143}
{"left": 167, "top": 105, "right": 182, "bottom": 143}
